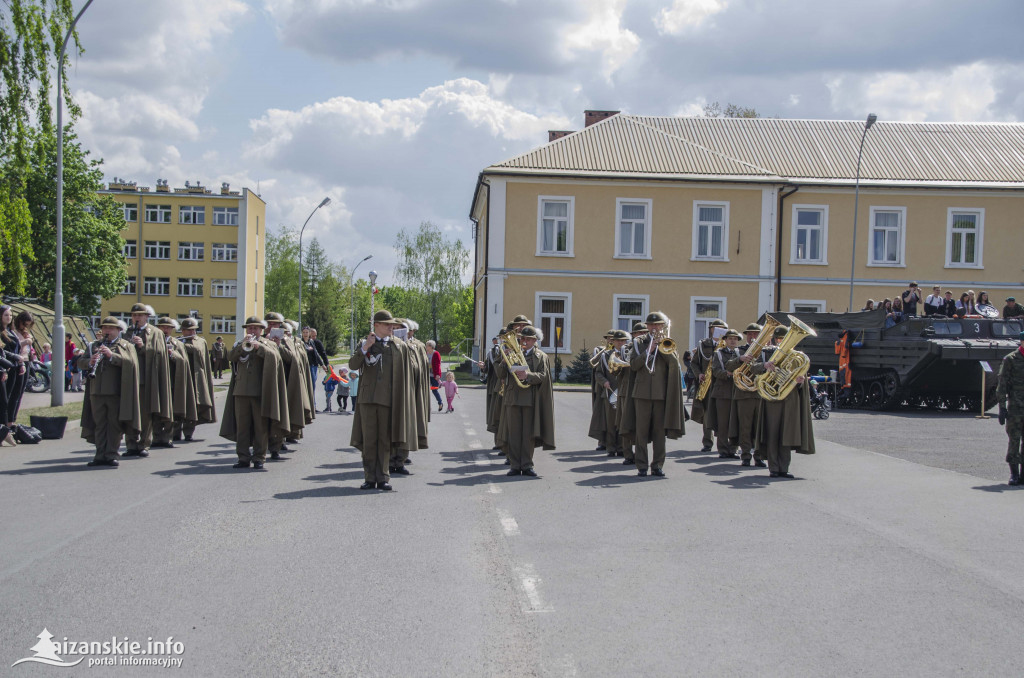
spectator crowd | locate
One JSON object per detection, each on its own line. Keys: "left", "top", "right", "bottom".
{"left": 862, "top": 282, "right": 1024, "bottom": 325}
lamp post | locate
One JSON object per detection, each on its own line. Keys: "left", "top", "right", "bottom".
{"left": 348, "top": 255, "right": 373, "bottom": 353}
{"left": 52, "top": 0, "right": 95, "bottom": 407}
{"left": 848, "top": 113, "right": 877, "bottom": 312}
{"left": 297, "top": 197, "right": 331, "bottom": 328}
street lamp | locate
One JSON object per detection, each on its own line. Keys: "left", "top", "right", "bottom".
{"left": 349, "top": 254, "right": 373, "bottom": 353}
{"left": 52, "top": 0, "right": 95, "bottom": 407}
{"left": 848, "top": 113, "right": 878, "bottom": 312}
{"left": 297, "top": 197, "right": 331, "bottom": 328}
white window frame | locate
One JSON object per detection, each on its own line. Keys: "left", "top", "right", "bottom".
{"left": 535, "top": 195, "right": 574, "bottom": 257}
{"left": 534, "top": 291, "right": 572, "bottom": 352}
{"left": 789, "top": 299, "right": 826, "bottom": 313}
{"left": 211, "top": 243, "right": 238, "bottom": 262}
{"left": 868, "top": 206, "right": 907, "bottom": 267}
{"left": 144, "top": 241, "right": 171, "bottom": 260}
{"left": 691, "top": 200, "right": 730, "bottom": 262}
{"left": 123, "top": 239, "right": 137, "bottom": 259}
{"left": 143, "top": 277, "right": 170, "bottom": 296}
{"left": 213, "top": 206, "right": 239, "bottom": 226}
{"left": 123, "top": 204, "right": 138, "bottom": 222}
{"left": 614, "top": 198, "right": 653, "bottom": 259}
{"left": 145, "top": 204, "right": 171, "bottom": 223}
{"left": 179, "top": 205, "right": 205, "bottom": 225}
{"left": 177, "top": 278, "right": 203, "bottom": 297}
{"left": 210, "top": 315, "right": 236, "bottom": 334}
{"left": 122, "top": 276, "right": 136, "bottom": 295}
{"left": 689, "top": 296, "right": 728, "bottom": 353}
{"left": 790, "top": 204, "right": 829, "bottom": 265}
{"left": 211, "top": 279, "right": 238, "bottom": 298}
{"left": 612, "top": 294, "right": 649, "bottom": 333}
{"left": 178, "top": 242, "right": 205, "bottom": 261}
{"left": 945, "top": 207, "right": 984, "bottom": 269}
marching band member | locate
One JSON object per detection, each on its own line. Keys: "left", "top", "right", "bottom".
{"left": 388, "top": 318, "right": 426, "bottom": 474}
{"left": 152, "top": 317, "right": 197, "bottom": 448}
{"left": 484, "top": 329, "right": 507, "bottom": 451}
{"left": 591, "top": 330, "right": 614, "bottom": 451}
{"left": 726, "top": 323, "right": 766, "bottom": 467}
{"left": 690, "top": 319, "right": 727, "bottom": 454}
{"left": 589, "top": 329, "right": 628, "bottom": 457}
{"left": 177, "top": 317, "right": 216, "bottom": 441}
{"left": 80, "top": 317, "right": 141, "bottom": 467}
{"left": 349, "top": 310, "right": 417, "bottom": 491}
{"left": 751, "top": 326, "right": 816, "bottom": 478}
{"left": 123, "top": 303, "right": 172, "bottom": 457}
{"left": 404, "top": 319, "right": 431, "bottom": 454}
{"left": 621, "top": 312, "right": 685, "bottom": 477}
{"left": 264, "top": 313, "right": 305, "bottom": 458}
{"left": 220, "top": 316, "right": 290, "bottom": 470}
{"left": 496, "top": 325, "right": 555, "bottom": 477}
{"left": 286, "top": 320, "right": 316, "bottom": 429}
{"left": 707, "top": 328, "right": 741, "bottom": 459}
{"left": 615, "top": 322, "right": 648, "bottom": 465}
{"left": 493, "top": 316, "right": 532, "bottom": 463}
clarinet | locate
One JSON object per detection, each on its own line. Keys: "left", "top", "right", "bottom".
{"left": 87, "top": 338, "right": 115, "bottom": 379}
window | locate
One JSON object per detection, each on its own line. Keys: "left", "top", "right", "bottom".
{"left": 144, "top": 241, "right": 171, "bottom": 259}
{"left": 868, "top": 207, "right": 906, "bottom": 266}
{"left": 145, "top": 204, "right": 171, "bottom": 223}
{"left": 535, "top": 293, "right": 571, "bottom": 352}
{"left": 790, "top": 299, "right": 826, "bottom": 313}
{"left": 692, "top": 201, "right": 729, "bottom": 261}
{"left": 122, "top": 276, "right": 136, "bottom": 295}
{"left": 179, "top": 205, "right": 205, "bottom": 224}
{"left": 615, "top": 198, "right": 652, "bottom": 258}
{"left": 791, "top": 205, "right": 828, "bottom": 264}
{"left": 613, "top": 295, "right": 648, "bottom": 332}
{"left": 211, "top": 279, "right": 237, "bottom": 298}
{"left": 177, "top": 278, "right": 203, "bottom": 297}
{"left": 210, "top": 315, "right": 236, "bottom": 334}
{"left": 212, "top": 206, "right": 239, "bottom": 225}
{"left": 143, "top": 277, "right": 170, "bottom": 296}
{"left": 123, "top": 204, "right": 138, "bottom": 222}
{"left": 178, "top": 242, "right": 205, "bottom": 261}
{"left": 110, "top": 312, "right": 131, "bottom": 328}
{"left": 211, "top": 243, "right": 238, "bottom": 262}
{"left": 123, "top": 239, "right": 137, "bottom": 259}
{"left": 536, "top": 196, "right": 573, "bottom": 256}
{"left": 946, "top": 208, "right": 984, "bottom": 268}
{"left": 690, "top": 297, "right": 727, "bottom": 351}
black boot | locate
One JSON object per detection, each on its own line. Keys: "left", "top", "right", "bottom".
{"left": 1010, "top": 463, "right": 1021, "bottom": 486}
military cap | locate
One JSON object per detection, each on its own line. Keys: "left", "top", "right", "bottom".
{"left": 1007, "top": 296, "right": 1017, "bottom": 302}
{"left": 100, "top": 316, "right": 122, "bottom": 328}
{"left": 744, "top": 323, "right": 763, "bottom": 333}
{"left": 603, "top": 330, "right": 614, "bottom": 339}
{"left": 180, "top": 318, "right": 199, "bottom": 331}
{"left": 632, "top": 322, "right": 648, "bottom": 334}
{"left": 497, "top": 328, "right": 508, "bottom": 337}
{"left": 511, "top": 314, "right": 532, "bottom": 325}
{"left": 645, "top": 311, "right": 669, "bottom": 324}
{"left": 264, "top": 312, "right": 285, "bottom": 323}
{"left": 773, "top": 326, "right": 789, "bottom": 339}
{"left": 156, "top": 316, "right": 176, "bottom": 327}
{"left": 243, "top": 315, "right": 268, "bottom": 328}
{"left": 372, "top": 309, "right": 404, "bottom": 324}
{"left": 129, "top": 303, "right": 150, "bottom": 315}
{"left": 609, "top": 329, "right": 630, "bottom": 340}
{"left": 723, "top": 329, "right": 742, "bottom": 339}
{"left": 519, "top": 325, "right": 542, "bottom": 340}
{"left": 709, "top": 318, "right": 727, "bottom": 329}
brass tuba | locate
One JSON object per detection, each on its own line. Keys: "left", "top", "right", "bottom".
{"left": 733, "top": 316, "right": 782, "bottom": 392}
{"left": 500, "top": 331, "right": 531, "bottom": 390}
{"left": 755, "top": 315, "right": 817, "bottom": 401}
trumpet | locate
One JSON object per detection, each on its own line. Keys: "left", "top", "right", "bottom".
{"left": 638, "top": 321, "right": 676, "bottom": 373}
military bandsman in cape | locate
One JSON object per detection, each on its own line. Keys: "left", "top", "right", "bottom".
{"left": 263, "top": 313, "right": 304, "bottom": 458}
{"left": 707, "top": 328, "right": 741, "bottom": 459}
{"left": 350, "top": 310, "right": 417, "bottom": 491}
{"left": 590, "top": 330, "right": 614, "bottom": 451}
{"left": 402, "top": 319, "right": 431, "bottom": 458}
{"left": 285, "top": 320, "right": 316, "bottom": 432}
{"left": 750, "top": 325, "right": 816, "bottom": 478}
{"left": 996, "top": 330, "right": 1024, "bottom": 485}
{"left": 484, "top": 329, "right": 508, "bottom": 451}
{"left": 496, "top": 325, "right": 555, "bottom": 476}
{"left": 726, "top": 323, "right": 766, "bottom": 467}
{"left": 152, "top": 318, "right": 198, "bottom": 448}
{"left": 589, "top": 329, "right": 629, "bottom": 458}
{"left": 178, "top": 317, "right": 216, "bottom": 441}
{"left": 123, "top": 303, "right": 172, "bottom": 457}
{"left": 614, "top": 322, "right": 648, "bottom": 465}
{"left": 80, "top": 317, "right": 142, "bottom": 467}
{"left": 689, "top": 319, "right": 727, "bottom": 453}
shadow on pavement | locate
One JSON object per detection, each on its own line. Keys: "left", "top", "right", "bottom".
{"left": 273, "top": 486, "right": 376, "bottom": 499}
{"left": 549, "top": 449, "right": 611, "bottom": 464}
{"left": 0, "top": 463, "right": 95, "bottom": 475}
{"left": 152, "top": 459, "right": 255, "bottom": 476}
{"left": 711, "top": 475, "right": 774, "bottom": 489}
{"left": 427, "top": 473, "right": 532, "bottom": 488}
{"left": 972, "top": 483, "right": 1023, "bottom": 493}
{"left": 299, "top": 469, "right": 366, "bottom": 483}
{"left": 574, "top": 473, "right": 650, "bottom": 488}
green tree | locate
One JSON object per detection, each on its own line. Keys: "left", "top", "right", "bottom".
{"left": 22, "top": 128, "right": 125, "bottom": 314}
{"left": 264, "top": 225, "right": 300, "bottom": 317}
{"left": 702, "top": 102, "right": 760, "bottom": 119}
{"left": 301, "top": 238, "right": 347, "bottom": 355}
{"left": 393, "top": 221, "right": 470, "bottom": 343}
{"left": 565, "top": 347, "right": 592, "bottom": 384}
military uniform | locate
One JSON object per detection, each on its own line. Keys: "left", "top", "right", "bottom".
{"left": 153, "top": 318, "right": 198, "bottom": 447}
{"left": 496, "top": 326, "right": 555, "bottom": 475}
{"left": 79, "top": 318, "right": 142, "bottom": 466}
{"left": 707, "top": 333, "right": 740, "bottom": 457}
{"left": 725, "top": 324, "right": 766, "bottom": 467}
{"left": 177, "top": 319, "right": 216, "bottom": 441}
{"left": 123, "top": 304, "right": 172, "bottom": 456}
{"left": 690, "top": 319, "right": 727, "bottom": 452}
{"left": 996, "top": 339, "right": 1024, "bottom": 485}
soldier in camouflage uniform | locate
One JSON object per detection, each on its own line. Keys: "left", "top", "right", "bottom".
{"left": 996, "top": 331, "right": 1024, "bottom": 486}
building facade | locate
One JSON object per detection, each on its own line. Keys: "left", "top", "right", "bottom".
{"left": 470, "top": 113, "right": 1024, "bottom": 357}
{"left": 98, "top": 179, "right": 266, "bottom": 338}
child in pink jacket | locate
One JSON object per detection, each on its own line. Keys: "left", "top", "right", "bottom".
{"left": 443, "top": 372, "right": 460, "bottom": 413}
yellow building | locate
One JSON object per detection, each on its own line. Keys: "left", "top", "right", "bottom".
{"left": 98, "top": 178, "right": 266, "bottom": 338}
{"left": 470, "top": 112, "right": 1024, "bottom": 359}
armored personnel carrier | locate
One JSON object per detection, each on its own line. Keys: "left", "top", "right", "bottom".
{"left": 764, "top": 308, "right": 1021, "bottom": 411}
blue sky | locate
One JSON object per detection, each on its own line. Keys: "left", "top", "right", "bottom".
{"left": 67, "top": 0, "right": 1024, "bottom": 285}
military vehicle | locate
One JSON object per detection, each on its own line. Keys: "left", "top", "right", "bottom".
{"left": 763, "top": 308, "right": 1021, "bottom": 411}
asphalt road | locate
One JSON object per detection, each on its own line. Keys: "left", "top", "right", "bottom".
{"left": 1, "top": 387, "right": 1020, "bottom": 677}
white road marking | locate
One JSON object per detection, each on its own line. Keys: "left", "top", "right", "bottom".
{"left": 486, "top": 482, "right": 502, "bottom": 494}
{"left": 465, "top": 426, "right": 478, "bottom": 437}
{"left": 468, "top": 439, "right": 484, "bottom": 450}
{"left": 474, "top": 453, "right": 491, "bottom": 466}
{"left": 496, "top": 509, "right": 520, "bottom": 536}
{"left": 515, "top": 564, "right": 553, "bottom": 613}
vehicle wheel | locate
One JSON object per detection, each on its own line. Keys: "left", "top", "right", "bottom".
{"left": 26, "top": 373, "right": 49, "bottom": 393}
{"left": 867, "top": 381, "right": 885, "bottom": 410}
{"left": 814, "top": 407, "right": 829, "bottom": 420}
{"left": 924, "top": 396, "right": 944, "bottom": 410}
{"left": 850, "top": 382, "right": 866, "bottom": 408}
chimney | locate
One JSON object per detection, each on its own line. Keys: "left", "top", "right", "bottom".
{"left": 548, "top": 130, "right": 574, "bottom": 142}
{"left": 584, "top": 110, "right": 620, "bottom": 127}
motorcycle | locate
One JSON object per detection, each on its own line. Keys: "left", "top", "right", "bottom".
{"left": 25, "top": 359, "right": 51, "bottom": 393}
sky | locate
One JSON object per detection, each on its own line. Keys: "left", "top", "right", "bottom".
{"left": 65, "top": 0, "right": 1024, "bottom": 286}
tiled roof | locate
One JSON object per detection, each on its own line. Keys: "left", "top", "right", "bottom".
{"left": 489, "top": 115, "right": 1024, "bottom": 186}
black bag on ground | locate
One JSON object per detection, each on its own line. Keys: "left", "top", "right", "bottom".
{"left": 30, "top": 415, "right": 68, "bottom": 440}
{"left": 14, "top": 425, "right": 43, "bottom": 444}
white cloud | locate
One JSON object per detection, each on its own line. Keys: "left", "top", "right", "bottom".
{"left": 563, "top": 0, "right": 641, "bottom": 80}
{"left": 654, "top": 0, "right": 729, "bottom": 35}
